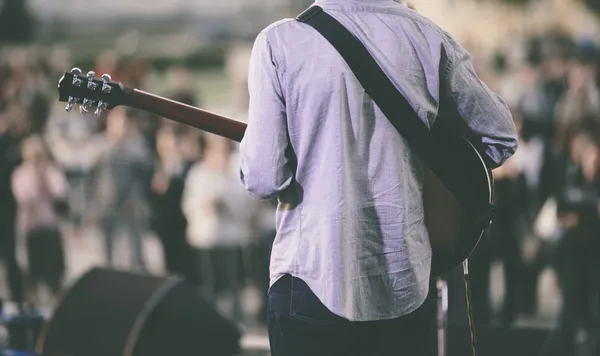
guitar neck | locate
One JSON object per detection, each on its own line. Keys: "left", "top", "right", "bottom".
{"left": 127, "top": 88, "right": 247, "bottom": 143}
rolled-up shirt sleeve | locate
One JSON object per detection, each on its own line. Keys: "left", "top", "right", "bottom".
{"left": 239, "top": 29, "right": 294, "bottom": 200}
{"left": 442, "top": 33, "right": 519, "bottom": 168}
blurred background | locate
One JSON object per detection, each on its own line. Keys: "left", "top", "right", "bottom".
{"left": 1, "top": 0, "right": 600, "bottom": 355}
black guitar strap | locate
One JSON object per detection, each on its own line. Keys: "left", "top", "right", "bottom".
{"left": 296, "top": 5, "right": 437, "bottom": 165}
{"left": 295, "top": 5, "right": 494, "bottom": 225}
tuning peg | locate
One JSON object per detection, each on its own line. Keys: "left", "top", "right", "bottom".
{"left": 101, "top": 73, "right": 112, "bottom": 93}
{"left": 94, "top": 100, "right": 108, "bottom": 117}
{"left": 65, "top": 96, "right": 78, "bottom": 112}
{"left": 71, "top": 67, "right": 83, "bottom": 87}
{"left": 81, "top": 98, "right": 95, "bottom": 113}
{"left": 86, "top": 71, "right": 97, "bottom": 90}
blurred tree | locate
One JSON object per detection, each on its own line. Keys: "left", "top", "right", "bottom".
{"left": 0, "top": 0, "right": 35, "bottom": 44}
{"left": 583, "top": 0, "right": 600, "bottom": 14}
{"left": 497, "top": 0, "right": 532, "bottom": 5}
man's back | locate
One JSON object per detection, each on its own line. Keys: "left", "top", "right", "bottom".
{"left": 240, "top": 0, "right": 517, "bottom": 322}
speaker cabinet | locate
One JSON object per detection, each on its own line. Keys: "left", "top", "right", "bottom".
{"left": 40, "top": 268, "right": 241, "bottom": 356}
{"left": 447, "top": 323, "right": 550, "bottom": 356}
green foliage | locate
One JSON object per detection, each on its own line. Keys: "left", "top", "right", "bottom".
{"left": 497, "top": 0, "right": 532, "bottom": 5}
{"left": 0, "top": 0, "right": 36, "bottom": 44}
{"left": 583, "top": 0, "right": 600, "bottom": 14}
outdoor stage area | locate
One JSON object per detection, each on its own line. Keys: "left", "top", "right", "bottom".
{"left": 0, "top": 226, "right": 561, "bottom": 355}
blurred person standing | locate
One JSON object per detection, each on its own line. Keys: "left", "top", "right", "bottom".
{"left": 0, "top": 0, "right": 35, "bottom": 44}
{"left": 45, "top": 101, "right": 100, "bottom": 238}
{"left": 541, "top": 118, "right": 600, "bottom": 356}
{"left": 167, "top": 65, "right": 199, "bottom": 108}
{"left": 3, "top": 49, "right": 51, "bottom": 133}
{"left": 0, "top": 104, "right": 28, "bottom": 304}
{"left": 518, "top": 50, "right": 568, "bottom": 143}
{"left": 90, "top": 107, "right": 153, "bottom": 271}
{"left": 489, "top": 122, "right": 529, "bottom": 325}
{"left": 177, "top": 129, "right": 205, "bottom": 163}
{"left": 555, "top": 50, "right": 600, "bottom": 139}
{"left": 11, "top": 134, "right": 68, "bottom": 303}
{"left": 149, "top": 125, "right": 196, "bottom": 282}
{"left": 182, "top": 134, "right": 255, "bottom": 323}
{"left": 155, "top": 65, "right": 202, "bottom": 157}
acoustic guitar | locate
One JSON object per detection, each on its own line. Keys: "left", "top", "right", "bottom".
{"left": 57, "top": 68, "right": 494, "bottom": 277}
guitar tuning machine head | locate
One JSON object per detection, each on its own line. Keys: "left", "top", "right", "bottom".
{"left": 70, "top": 67, "right": 83, "bottom": 87}
{"left": 101, "top": 73, "right": 112, "bottom": 93}
{"left": 65, "top": 96, "right": 79, "bottom": 112}
{"left": 94, "top": 100, "right": 109, "bottom": 118}
{"left": 80, "top": 98, "right": 95, "bottom": 113}
{"left": 86, "top": 71, "right": 98, "bottom": 90}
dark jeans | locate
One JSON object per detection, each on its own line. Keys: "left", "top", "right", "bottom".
{"left": 258, "top": 229, "right": 276, "bottom": 322}
{"left": 195, "top": 247, "right": 244, "bottom": 322}
{"left": 492, "top": 222, "right": 523, "bottom": 324}
{"left": 0, "top": 208, "right": 24, "bottom": 303}
{"left": 540, "top": 230, "right": 600, "bottom": 356}
{"left": 267, "top": 274, "right": 437, "bottom": 356}
{"left": 26, "top": 227, "right": 65, "bottom": 298}
{"left": 101, "top": 210, "right": 146, "bottom": 270}
{"left": 156, "top": 228, "right": 196, "bottom": 283}
{"left": 64, "top": 168, "right": 89, "bottom": 229}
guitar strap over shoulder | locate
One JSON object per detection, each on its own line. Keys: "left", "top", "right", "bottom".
{"left": 296, "top": 5, "right": 438, "bottom": 167}
{"left": 295, "top": 5, "right": 494, "bottom": 225}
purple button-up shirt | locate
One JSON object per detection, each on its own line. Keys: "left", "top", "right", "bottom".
{"left": 240, "top": 0, "right": 517, "bottom": 321}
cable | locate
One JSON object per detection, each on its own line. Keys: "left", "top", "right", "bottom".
{"left": 463, "top": 259, "right": 478, "bottom": 356}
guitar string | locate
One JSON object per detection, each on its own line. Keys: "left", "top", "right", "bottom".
{"left": 463, "top": 260, "right": 478, "bottom": 356}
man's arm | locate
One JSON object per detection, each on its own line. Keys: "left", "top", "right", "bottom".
{"left": 239, "top": 29, "right": 294, "bottom": 200}
{"left": 441, "top": 34, "right": 518, "bottom": 169}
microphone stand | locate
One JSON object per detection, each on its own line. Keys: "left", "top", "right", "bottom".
{"left": 437, "top": 277, "right": 448, "bottom": 356}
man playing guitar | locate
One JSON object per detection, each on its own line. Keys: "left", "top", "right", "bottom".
{"left": 238, "top": 0, "right": 518, "bottom": 355}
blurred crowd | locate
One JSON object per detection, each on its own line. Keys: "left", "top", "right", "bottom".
{"left": 0, "top": 46, "right": 277, "bottom": 326}
{"left": 452, "top": 28, "right": 600, "bottom": 355}
{"left": 1, "top": 23, "right": 600, "bottom": 352}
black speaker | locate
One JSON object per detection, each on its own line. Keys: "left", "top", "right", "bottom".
{"left": 447, "top": 323, "right": 550, "bottom": 356}
{"left": 39, "top": 268, "right": 241, "bottom": 356}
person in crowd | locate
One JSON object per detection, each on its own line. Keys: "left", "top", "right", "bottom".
{"left": 177, "top": 127, "right": 205, "bottom": 163}
{"left": 489, "top": 114, "right": 529, "bottom": 325}
{"left": 0, "top": 104, "right": 28, "bottom": 304}
{"left": 149, "top": 125, "right": 196, "bottom": 282}
{"left": 3, "top": 49, "right": 50, "bottom": 133}
{"left": 555, "top": 51, "right": 600, "bottom": 137}
{"left": 167, "top": 65, "right": 199, "bottom": 108}
{"left": 541, "top": 117, "right": 600, "bottom": 355}
{"left": 182, "top": 134, "right": 255, "bottom": 323}
{"left": 90, "top": 107, "right": 153, "bottom": 271}
{"left": 45, "top": 100, "right": 99, "bottom": 239}
{"left": 11, "top": 134, "right": 68, "bottom": 304}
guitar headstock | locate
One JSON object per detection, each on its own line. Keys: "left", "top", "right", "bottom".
{"left": 57, "top": 67, "right": 129, "bottom": 117}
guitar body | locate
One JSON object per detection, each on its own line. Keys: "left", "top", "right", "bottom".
{"left": 57, "top": 69, "right": 494, "bottom": 278}
{"left": 425, "top": 134, "right": 494, "bottom": 277}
